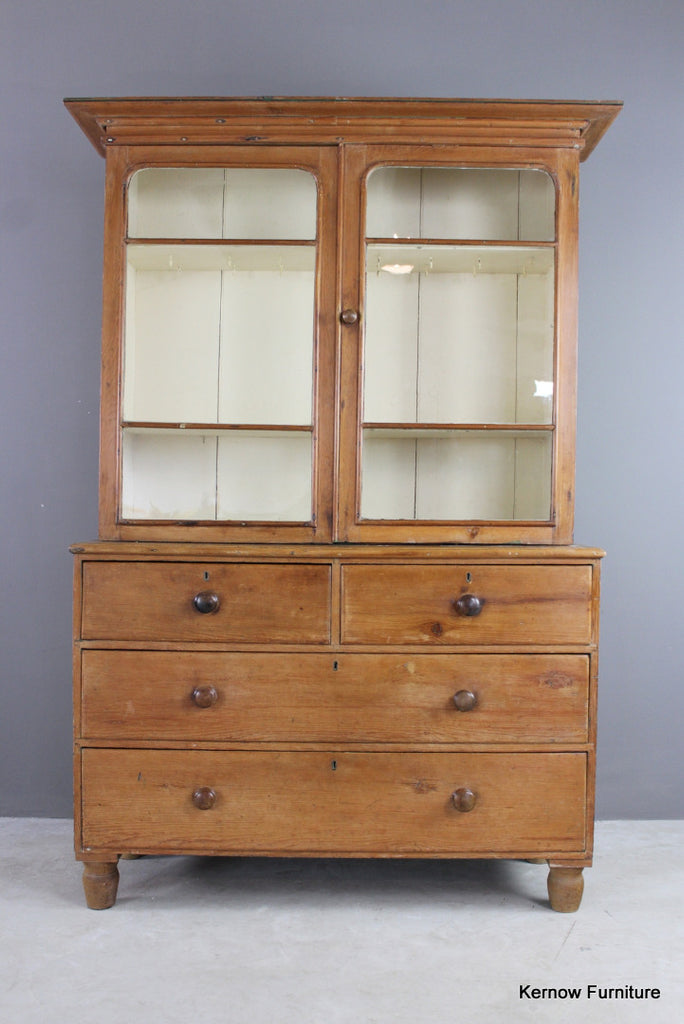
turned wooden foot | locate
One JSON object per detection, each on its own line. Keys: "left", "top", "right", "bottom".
{"left": 82, "top": 860, "right": 120, "bottom": 910}
{"left": 547, "top": 866, "right": 584, "bottom": 912}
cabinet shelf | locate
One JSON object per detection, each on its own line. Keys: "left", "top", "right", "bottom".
{"left": 126, "top": 238, "right": 317, "bottom": 246}
{"left": 367, "top": 243, "right": 554, "bottom": 277}
{"left": 368, "top": 238, "right": 556, "bottom": 247}
{"left": 362, "top": 423, "right": 554, "bottom": 434}
{"left": 122, "top": 422, "right": 312, "bottom": 434}
{"left": 126, "top": 242, "right": 316, "bottom": 272}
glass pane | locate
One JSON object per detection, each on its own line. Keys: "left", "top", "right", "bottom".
{"left": 122, "top": 164, "right": 318, "bottom": 525}
{"left": 361, "top": 429, "right": 552, "bottom": 521}
{"left": 218, "top": 253, "right": 315, "bottom": 424}
{"left": 128, "top": 167, "right": 317, "bottom": 239}
{"left": 366, "top": 167, "right": 555, "bottom": 241}
{"left": 122, "top": 429, "right": 312, "bottom": 522}
{"left": 217, "top": 432, "right": 312, "bottom": 520}
{"left": 128, "top": 169, "right": 225, "bottom": 238}
{"left": 364, "top": 245, "right": 554, "bottom": 425}
{"left": 223, "top": 169, "right": 317, "bottom": 239}
{"left": 121, "top": 430, "right": 219, "bottom": 520}
{"left": 362, "top": 167, "right": 555, "bottom": 526}
{"left": 123, "top": 244, "right": 315, "bottom": 425}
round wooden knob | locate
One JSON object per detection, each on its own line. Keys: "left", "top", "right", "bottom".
{"left": 340, "top": 308, "right": 359, "bottom": 325}
{"left": 193, "top": 591, "right": 220, "bottom": 614}
{"left": 453, "top": 689, "right": 477, "bottom": 712}
{"left": 454, "top": 593, "right": 483, "bottom": 617}
{"left": 191, "top": 686, "right": 218, "bottom": 709}
{"left": 192, "top": 787, "right": 216, "bottom": 810}
{"left": 451, "top": 787, "right": 477, "bottom": 812}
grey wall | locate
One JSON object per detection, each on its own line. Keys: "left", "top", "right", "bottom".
{"left": 1, "top": 0, "right": 682, "bottom": 818}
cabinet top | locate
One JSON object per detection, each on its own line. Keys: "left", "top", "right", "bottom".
{"left": 64, "top": 96, "right": 621, "bottom": 160}
{"left": 70, "top": 541, "right": 606, "bottom": 561}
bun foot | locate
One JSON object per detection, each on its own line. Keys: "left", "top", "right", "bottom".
{"left": 82, "top": 860, "right": 120, "bottom": 910}
{"left": 547, "top": 865, "right": 584, "bottom": 912}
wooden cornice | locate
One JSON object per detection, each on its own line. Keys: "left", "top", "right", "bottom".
{"left": 64, "top": 97, "right": 621, "bottom": 160}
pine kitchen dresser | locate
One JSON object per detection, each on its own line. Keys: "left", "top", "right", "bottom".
{"left": 67, "top": 96, "right": 620, "bottom": 910}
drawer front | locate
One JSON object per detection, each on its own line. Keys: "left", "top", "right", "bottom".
{"left": 81, "top": 749, "right": 587, "bottom": 854}
{"left": 341, "top": 564, "right": 593, "bottom": 645}
{"left": 81, "top": 651, "right": 589, "bottom": 743}
{"left": 81, "top": 562, "right": 331, "bottom": 643}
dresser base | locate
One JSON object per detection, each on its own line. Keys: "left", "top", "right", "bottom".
{"left": 79, "top": 855, "right": 588, "bottom": 912}
{"left": 73, "top": 542, "right": 600, "bottom": 913}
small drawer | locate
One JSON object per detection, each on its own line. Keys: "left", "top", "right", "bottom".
{"left": 81, "top": 749, "right": 587, "bottom": 855}
{"left": 80, "top": 561, "right": 331, "bottom": 643}
{"left": 80, "top": 651, "right": 589, "bottom": 743}
{"left": 341, "top": 564, "right": 594, "bottom": 646}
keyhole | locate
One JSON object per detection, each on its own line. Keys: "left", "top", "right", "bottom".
{"left": 466, "top": 572, "right": 472, "bottom": 584}
{"left": 204, "top": 571, "right": 210, "bottom": 581}
{"left": 331, "top": 760, "right": 337, "bottom": 771}
{"left": 333, "top": 661, "right": 339, "bottom": 671}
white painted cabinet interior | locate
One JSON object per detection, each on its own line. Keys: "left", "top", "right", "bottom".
{"left": 123, "top": 245, "right": 315, "bottom": 425}
{"left": 361, "top": 166, "right": 556, "bottom": 522}
{"left": 127, "top": 167, "right": 317, "bottom": 239}
{"left": 121, "top": 168, "right": 317, "bottom": 522}
{"left": 120, "top": 162, "right": 558, "bottom": 525}
{"left": 365, "top": 167, "right": 555, "bottom": 241}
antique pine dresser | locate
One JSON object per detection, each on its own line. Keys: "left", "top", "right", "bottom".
{"left": 66, "top": 97, "right": 621, "bottom": 910}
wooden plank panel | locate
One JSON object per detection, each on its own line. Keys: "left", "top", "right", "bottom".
{"left": 81, "top": 561, "right": 331, "bottom": 643}
{"left": 81, "top": 749, "right": 587, "bottom": 854}
{"left": 342, "top": 564, "right": 593, "bottom": 645}
{"left": 81, "top": 651, "right": 589, "bottom": 743}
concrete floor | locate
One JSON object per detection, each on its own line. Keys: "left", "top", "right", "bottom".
{"left": 1, "top": 819, "right": 681, "bottom": 1024}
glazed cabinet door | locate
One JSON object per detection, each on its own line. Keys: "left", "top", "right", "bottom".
{"left": 100, "top": 145, "right": 338, "bottom": 542}
{"left": 337, "top": 145, "right": 579, "bottom": 544}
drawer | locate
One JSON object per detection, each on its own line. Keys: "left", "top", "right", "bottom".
{"left": 81, "top": 749, "right": 587, "bottom": 854}
{"left": 80, "top": 561, "right": 331, "bottom": 643}
{"left": 81, "top": 651, "right": 589, "bottom": 743}
{"left": 341, "top": 564, "right": 593, "bottom": 645}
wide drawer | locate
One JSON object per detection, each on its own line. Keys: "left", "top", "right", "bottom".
{"left": 81, "top": 749, "right": 587, "bottom": 854}
{"left": 80, "top": 562, "right": 331, "bottom": 643}
{"left": 341, "top": 564, "right": 594, "bottom": 645}
{"left": 81, "top": 651, "right": 589, "bottom": 743}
